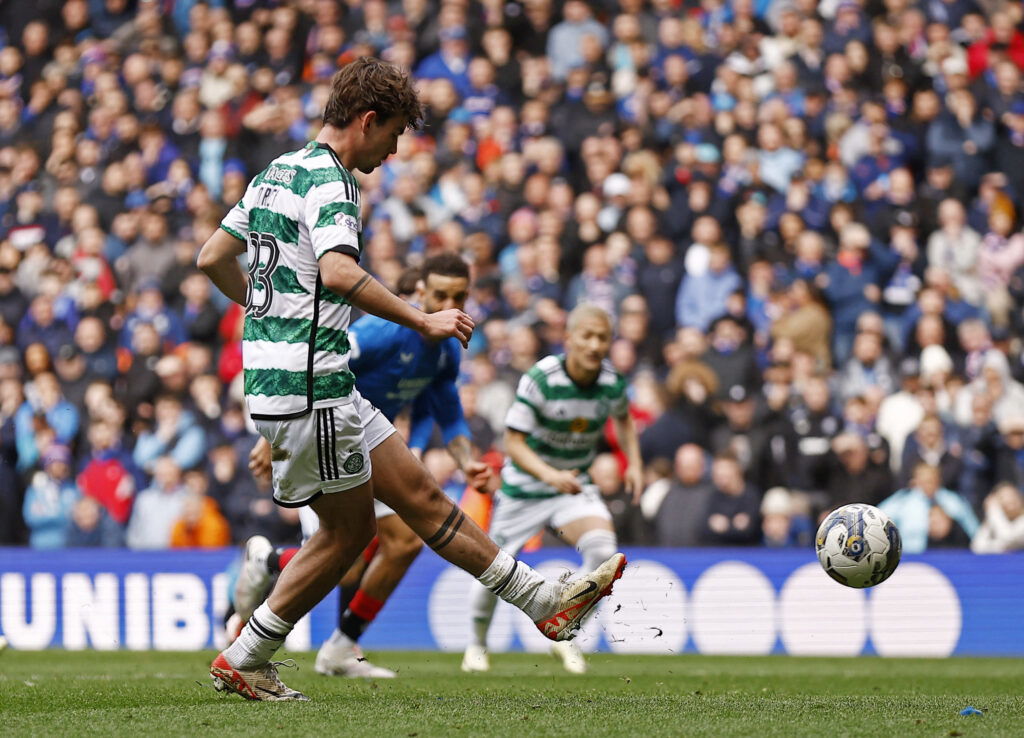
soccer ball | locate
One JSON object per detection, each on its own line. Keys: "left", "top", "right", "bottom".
{"left": 815, "top": 503, "right": 901, "bottom": 588}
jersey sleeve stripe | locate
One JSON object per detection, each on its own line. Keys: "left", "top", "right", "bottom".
{"left": 220, "top": 224, "right": 245, "bottom": 241}
{"left": 314, "top": 201, "right": 360, "bottom": 229}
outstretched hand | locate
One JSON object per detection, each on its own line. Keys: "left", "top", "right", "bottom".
{"left": 421, "top": 308, "right": 475, "bottom": 348}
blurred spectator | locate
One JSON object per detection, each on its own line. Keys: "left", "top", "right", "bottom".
{"left": 125, "top": 456, "right": 188, "bottom": 550}
{"left": 825, "top": 432, "right": 895, "bottom": 509}
{"left": 133, "top": 393, "right": 206, "bottom": 474}
{"left": 77, "top": 419, "right": 140, "bottom": 527}
{"left": 590, "top": 453, "right": 647, "bottom": 546}
{"left": 170, "top": 470, "right": 230, "bottom": 548}
{"left": 787, "top": 375, "right": 841, "bottom": 493}
{"left": 703, "top": 316, "right": 759, "bottom": 393}
{"left": 840, "top": 330, "right": 897, "bottom": 400}
{"left": 700, "top": 454, "right": 761, "bottom": 546}
{"left": 761, "top": 487, "right": 813, "bottom": 548}
{"left": 900, "top": 413, "right": 964, "bottom": 490}
{"left": 22, "top": 445, "right": 77, "bottom": 549}
{"left": 640, "top": 358, "right": 717, "bottom": 466}
{"left": 647, "top": 444, "right": 713, "bottom": 548}
{"left": 822, "top": 223, "right": 900, "bottom": 364}
{"left": 879, "top": 462, "right": 979, "bottom": 553}
{"left": 675, "top": 243, "right": 742, "bottom": 332}
{"left": 926, "top": 199, "right": 982, "bottom": 306}
{"left": 211, "top": 439, "right": 298, "bottom": 544}
{"left": 14, "top": 371, "right": 78, "bottom": 471}
{"left": 66, "top": 495, "right": 124, "bottom": 548}
{"left": 971, "top": 482, "right": 1024, "bottom": 553}
{"left": 995, "top": 414, "right": 1024, "bottom": 487}
{"left": 771, "top": 279, "right": 832, "bottom": 369}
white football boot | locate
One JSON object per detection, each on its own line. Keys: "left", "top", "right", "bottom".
{"left": 233, "top": 536, "right": 274, "bottom": 623}
{"left": 315, "top": 634, "right": 396, "bottom": 678}
{"left": 460, "top": 644, "right": 490, "bottom": 672}
{"left": 551, "top": 640, "right": 587, "bottom": 674}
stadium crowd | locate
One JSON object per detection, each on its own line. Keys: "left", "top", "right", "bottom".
{"left": 2, "top": 0, "right": 1024, "bottom": 555}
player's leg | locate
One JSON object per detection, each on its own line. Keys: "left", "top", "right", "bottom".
{"left": 212, "top": 484, "right": 375, "bottom": 700}
{"left": 463, "top": 494, "right": 545, "bottom": 672}
{"left": 545, "top": 488, "right": 619, "bottom": 674}
{"left": 369, "top": 431, "right": 626, "bottom": 642}
{"left": 342, "top": 512, "right": 422, "bottom": 633}
{"left": 212, "top": 403, "right": 376, "bottom": 701}
{"left": 316, "top": 506, "right": 421, "bottom": 677}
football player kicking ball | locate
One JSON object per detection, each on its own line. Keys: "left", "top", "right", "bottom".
{"left": 462, "top": 304, "right": 644, "bottom": 675}
{"left": 198, "top": 57, "right": 625, "bottom": 702}
{"left": 230, "top": 253, "right": 496, "bottom": 679}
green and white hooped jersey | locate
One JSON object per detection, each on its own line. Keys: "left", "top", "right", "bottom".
{"left": 220, "top": 142, "right": 362, "bottom": 420}
{"left": 501, "top": 355, "right": 629, "bottom": 499}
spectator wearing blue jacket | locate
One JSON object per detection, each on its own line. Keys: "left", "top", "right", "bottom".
{"left": 133, "top": 393, "right": 207, "bottom": 475}
{"left": 14, "top": 372, "right": 80, "bottom": 472}
{"left": 415, "top": 27, "right": 472, "bottom": 98}
{"left": 676, "top": 243, "right": 743, "bottom": 331}
{"left": 879, "top": 462, "right": 980, "bottom": 553}
{"left": 822, "top": 222, "right": 901, "bottom": 365}
{"left": 22, "top": 445, "right": 78, "bottom": 549}
{"left": 546, "top": 0, "right": 609, "bottom": 81}
{"left": 17, "top": 294, "right": 75, "bottom": 357}
{"left": 120, "top": 279, "right": 186, "bottom": 350}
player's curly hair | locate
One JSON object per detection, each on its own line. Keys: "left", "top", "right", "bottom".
{"left": 323, "top": 57, "right": 424, "bottom": 131}
{"left": 422, "top": 252, "right": 470, "bottom": 281}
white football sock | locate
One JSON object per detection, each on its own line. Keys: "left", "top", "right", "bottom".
{"left": 576, "top": 529, "right": 618, "bottom": 573}
{"left": 468, "top": 582, "right": 499, "bottom": 648}
{"left": 476, "top": 549, "right": 560, "bottom": 621}
{"left": 224, "top": 602, "right": 293, "bottom": 669}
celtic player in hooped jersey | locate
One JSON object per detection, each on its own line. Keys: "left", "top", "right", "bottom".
{"left": 462, "top": 304, "right": 644, "bottom": 675}
{"left": 197, "top": 57, "right": 626, "bottom": 702}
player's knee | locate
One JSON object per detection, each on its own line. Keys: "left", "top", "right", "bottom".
{"left": 384, "top": 527, "right": 423, "bottom": 565}
{"left": 318, "top": 509, "right": 377, "bottom": 556}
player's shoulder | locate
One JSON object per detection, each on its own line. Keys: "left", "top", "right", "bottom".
{"left": 524, "top": 354, "right": 565, "bottom": 385}
{"left": 254, "top": 146, "right": 353, "bottom": 195}
{"left": 597, "top": 359, "right": 627, "bottom": 389}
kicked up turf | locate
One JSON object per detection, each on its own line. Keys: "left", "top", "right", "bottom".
{"left": 2, "top": 649, "right": 1023, "bottom": 737}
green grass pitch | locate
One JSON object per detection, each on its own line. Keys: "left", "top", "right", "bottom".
{"left": 3, "top": 650, "right": 1023, "bottom": 737}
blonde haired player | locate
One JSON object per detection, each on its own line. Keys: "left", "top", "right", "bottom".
{"left": 462, "top": 304, "right": 644, "bottom": 674}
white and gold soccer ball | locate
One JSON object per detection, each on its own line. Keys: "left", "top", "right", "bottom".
{"left": 815, "top": 503, "right": 902, "bottom": 588}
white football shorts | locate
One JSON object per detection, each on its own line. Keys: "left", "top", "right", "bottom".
{"left": 253, "top": 389, "right": 396, "bottom": 509}
{"left": 488, "top": 485, "right": 612, "bottom": 555}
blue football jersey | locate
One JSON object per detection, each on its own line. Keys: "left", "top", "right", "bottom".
{"left": 348, "top": 314, "right": 469, "bottom": 446}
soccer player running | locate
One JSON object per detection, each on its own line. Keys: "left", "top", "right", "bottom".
{"left": 197, "top": 58, "right": 625, "bottom": 702}
{"left": 232, "top": 254, "right": 494, "bottom": 679}
{"left": 462, "top": 304, "right": 644, "bottom": 675}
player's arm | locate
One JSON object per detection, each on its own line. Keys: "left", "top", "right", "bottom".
{"left": 197, "top": 228, "right": 247, "bottom": 305}
{"left": 307, "top": 179, "right": 473, "bottom": 346}
{"left": 612, "top": 411, "right": 644, "bottom": 504}
{"left": 319, "top": 252, "right": 473, "bottom": 347}
{"left": 411, "top": 382, "right": 497, "bottom": 491}
{"left": 505, "top": 429, "right": 582, "bottom": 495}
